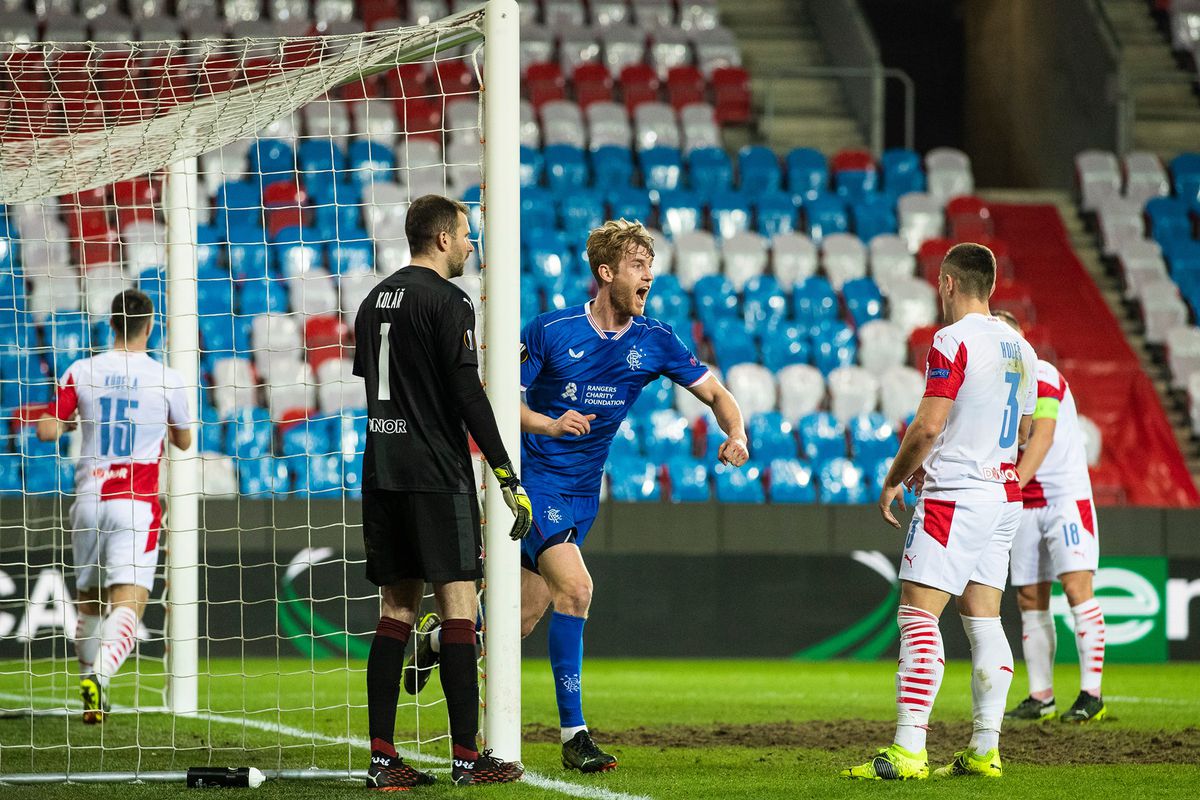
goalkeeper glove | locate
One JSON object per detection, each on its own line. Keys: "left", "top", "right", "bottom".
{"left": 492, "top": 462, "right": 532, "bottom": 541}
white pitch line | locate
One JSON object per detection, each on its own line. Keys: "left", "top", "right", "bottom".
{"left": 1107, "top": 694, "right": 1200, "bottom": 706}
{"left": 0, "top": 692, "right": 652, "bottom": 800}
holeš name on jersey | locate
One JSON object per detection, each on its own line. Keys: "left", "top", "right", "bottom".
{"left": 369, "top": 418, "right": 408, "bottom": 434}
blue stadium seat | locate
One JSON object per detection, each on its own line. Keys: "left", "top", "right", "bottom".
{"left": 639, "top": 146, "right": 684, "bottom": 193}
{"left": 742, "top": 275, "right": 787, "bottom": 335}
{"left": 1169, "top": 153, "right": 1200, "bottom": 202}
{"left": 658, "top": 189, "right": 704, "bottom": 237}
{"left": 92, "top": 322, "right": 114, "bottom": 351}
{"left": 239, "top": 456, "right": 289, "bottom": 498}
{"left": 328, "top": 237, "right": 374, "bottom": 275}
{"left": 848, "top": 413, "right": 896, "bottom": 464}
{"left": 842, "top": 277, "right": 884, "bottom": 326}
{"left": 200, "top": 403, "right": 225, "bottom": 454}
{"left": 138, "top": 266, "right": 165, "bottom": 297}
{"left": 195, "top": 224, "right": 221, "bottom": 272}
{"left": 559, "top": 189, "right": 606, "bottom": 240}
{"left": 644, "top": 273, "right": 692, "bottom": 330}
{"left": 708, "top": 317, "right": 757, "bottom": 368}
{"left": 1146, "top": 196, "right": 1192, "bottom": 246}
{"left": 227, "top": 241, "right": 270, "bottom": 281}
{"left": 811, "top": 320, "right": 858, "bottom": 374}
{"left": 298, "top": 139, "right": 347, "bottom": 184}
{"left": 803, "top": 194, "right": 849, "bottom": 244}
{"left": 337, "top": 408, "right": 368, "bottom": 455}
{"left": 526, "top": 230, "right": 576, "bottom": 294}
{"left": 22, "top": 455, "right": 61, "bottom": 495}
{"left": 609, "top": 418, "right": 643, "bottom": 461}
{"left": 0, "top": 452, "right": 20, "bottom": 494}
{"left": 755, "top": 191, "right": 798, "bottom": 238}
{"left": 214, "top": 181, "right": 263, "bottom": 233}
{"left": 223, "top": 407, "right": 272, "bottom": 460}
{"left": 545, "top": 283, "right": 592, "bottom": 310}
{"left": 714, "top": 461, "right": 765, "bottom": 502}
{"left": 792, "top": 276, "right": 838, "bottom": 327}
{"left": 48, "top": 312, "right": 90, "bottom": 377}
{"left": 310, "top": 180, "right": 364, "bottom": 236}
{"left": 868, "top": 456, "right": 917, "bottom": 506}
{"left": 760, "top": 323, "right": 810, "bottom": 371}
{"left": 748, "top": 411, "right": 797, "bottom": 461}
{"left": 300, "top": 453, "right": 344, "bottom": 497}
{"left": 632, "top": 374, "right": 675, "bottom": 415}
{"left": 693, "top": 274, "right": 739, "bottom": 328}
{"left": 606, "top": 455, "right": 661, "bottom": 501}
{"left": 544, "top": 144, "right": 590, "bottom": 192}
{"left": 798, "top": 412, "right": 847, "bottom": 463}
{"left": 521, "top": 286, "right": 542, "bottom": 325}
{"left": 688, "top": 147, "right": 733, "bottom": 195}
{"left": 738, "top": 146, "right": 782, "bottom": 194}
{"left": 18, "top": 422, "right": 55, "bottom": 458}
{"left": 709, "top": 191, "right": 753, "bottom": 240}
{"left": 591, "top": 145, "right": 635, "bottom": 191}
{"left": 0, "top": 352, "right": 51, "bottom": 410}
{"left": 348, "top": 140, "right": 397, "bottom": 187}
{"left": 818, "top": 457, "right": 869, "bottom": 504}
{"left": 237, "top": 278, "right": 289, "bottom": 315}
{"left": 520, "top": 186, "right": 557, "bottom": 235}
{"left": 786, "top": 148, "right": 829, "bottom": 201}
{"left": 851, "top": 195, "right": 898, "bottom": 241}
{"left": 247, "top": 138, "right": 296, "bottom": 179}
{"left": 271, "top": 226, "right": 327, "bottom": 277}
{"left": 195, "top": 267, "right": 236, "bottom": 318}
{"left": 200, "top": 313, "right": 252, "bottom": 366}
{"left": 607, "top": 186, "right": 654, "bottom": 224}
{"left": 519, "top": 145, "right": 544, "bottom": 187}
{"left": 769, "top": 458, "right": 816, "bottom": 503}
{"left": 281, "top": 416, "right": 337, "bottom": 456}
{"left": 666, "top": 456, "right": 710, "bottom": 501}
{"left": 881, "top": 148, "right": 925, "bottom": 195}
{"left": 834, "top": 169, "right": 878, "bottom": 203}
{"left": 643, "top": 408, "right": 693, "bottom": 462}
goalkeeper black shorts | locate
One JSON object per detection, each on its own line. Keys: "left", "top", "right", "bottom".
{"left": 362, "top": 489, "right": 482, "bottom": 585}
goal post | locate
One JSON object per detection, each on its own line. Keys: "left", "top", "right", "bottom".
{"left": 0, "top": 0, "right": 521, "bottom": 783}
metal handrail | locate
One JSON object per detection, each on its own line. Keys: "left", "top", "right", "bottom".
{"left": 758, "top": 65, "right": 915, "bottom": 152}
{"left": 1090, "top": 0, "right": 1135, "bottom": 154}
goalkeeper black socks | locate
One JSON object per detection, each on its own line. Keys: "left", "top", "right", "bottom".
{"left": 367, "top": 616, "right": 411, "bottom": 752}
{"left": 439, "top": 618, "right": 480, "bottom": 757}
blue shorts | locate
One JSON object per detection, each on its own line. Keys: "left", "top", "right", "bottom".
{"left": 520, "top": 488, "right": 600, "bottom": 573}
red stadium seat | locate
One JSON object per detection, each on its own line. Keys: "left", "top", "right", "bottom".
{"left": 946, "top": 195, "right": 993, "bottom": 240}
{"left": 573, "top": 62, "right": 614, "bottom": 108}
{"left": 198, "top": 52, "right": 240, "bottom": 97}
{"left": 146, "top": 55, "right": 195, "bottom": 111}
{"left": 619, "top": 63, "right": 661, "bottom": 113}
{"left": 666, "top": 65, "right": 706, "bottom": 111}
{"left": 1089, "top": 461, "right": 1127, "bottom": 506}
{"left": 267, "top": 207, "right": 305, "bottom": 239}
{"left": 1019, "top": 323, "right": 1057, "bottom": 363}
{"left": 907, "top": 324, "right": 938, "bottom": 369}
{"left": 360, "top": 0, "right": 401, "bottom": 29}
{"left": 79, "top": 231, "right": 118, "bottom": 267}
{"left": 112, "top": 178, "right": 161, "bottom": 230}
{"left": 434, "top": 60, "right": 477, "bottom": 95}
{"left": 305, "top": 315, "right": 349, "bottom": 371}
{"left": 711, "top": 66, "right": 751, "bottom": 124}
{"left": 989, "top": 278, "right": 1036, "bottom": 327}
{"left": 831, "top": 149, "right": 875, "bottom": 174}
{"left": 385, "top": 63, "right": 428, "bottom": 98}
{"left": 396, "top": 97, "right": 443, "bottom": 140}
{"left": 974, "top": 235, "right": 1014, "bottom": 280}
{"left": 917, "top": 237, "right": 954, "bottom": 283}
{"left": 526, "top": 62, "right": 566, "bottom": 109}
{"left": 262, "top": 180, "right": 306, "bottom": 209}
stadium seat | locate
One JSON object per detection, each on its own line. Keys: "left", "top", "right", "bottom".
{"left": 857, "top": 319, "right": 907, "bottom": 375}
{"left": 879, "top": 365, "right": 924, "bottom": 424}
{"left": 831, "top": 149, "right": 877, "bottom": 201}
{"left": 710, "top": 192, "right": 753, "bottom": 241}
{"left": 848, "top": 413, "right": 896, "bottom": 464}
{"left": 639, "top": 145, "right": 684, "bottom": 192}
{"left": 265, "top": 360, "right": 315, "bottom": 421}
{"left": 748, "top": 411, "right": 797, "bottom": 461}
{"left": 688, "top": 146, "right": 733, "bottom": 194}
{"left": 897, "top": 192, "right": 943, "bottom": 253}
{"left": 850, "top": 195, "right": 898, "bottom": 242}
{"left": 760, "top": 323, "right": 809, "bottom": 372}
{"left": 602, "top": 24, "right": 649, "bottom": 79}
{"left": 886, "top": 276, "right": 938, "bottom": 336}
{"left": 693, "top": 25, "right": 741, "bottom": 77}
{"left": 726, "top": 363, "right": 776, "bottom": 418}
{"left": 776, "top": 365, "right": 825, "bottom": 423}
{"left": 238, "top": 455, "right": 290, "bottom": 498}
{"left": 1170, "top": 153, "right": 1200, "bottom": 203}
{"left": 666, "top": 456, "right": 710, "bottom": 502}
{"left": 315, "top": 358, "right": 363, "bottom": 412}
{"left": 881, "top": 148, "right": 924, "bottom": 195}
{"left": 946, "top": 195, "right": 993, "bottom": 241}
{"left": 592, "top": 0, "right": 631, "bottom": 26}
{"left": 711, "top": 66, "right": 751, "bottom": 125}
{"left": 587, "top": 103, "right": 633, "bottom": 150}
{"left": 673, "top": 230, "right": 720, "bottom": 290}
{"left": 1117, "top": 239, "right": 1169, "bottom": 300}
{"left": 842, "top": 277, "right": 884, "bottom": 327}
{"left": 633, "top": 374, "right": 675, "bottom": 416}
{"left": 643, "top": 408, "right": 694, "bottom": 462}
{"left": 868, "top": 234, "right": 916, "bottom": 294}
{"left": 1141, "top": 282, "right": 1189, "bottom": 344}
{"left": 720, "top": 232, "right": 767, "bottom": 292}
{"left": 798, "top": 412, "right": 846, "bottom": 463}
{"left": 557, "top": 25, "right": 602, "bottom": 75}
{"left": 1097, "top": 196, "right": 1146, "bottom": 257}
{"left": 820, "top": 233, "right": 867, "bottom": 290}
{"left": 574, "top": 62, "right": 615, "bottom": 108}
{"left": 817, "top": 457, "right": 868, "bottom": 504}
{"left": 649, "top": 29, "right": 692, "bottom": 78}
{"left": 224, "top": 406, "right": 272, "bottom": 460}
{"left": 1123, "top": 151, "right": 1169, "bottom": 206}
{"left": 658, "top": 189, "right": 703, "bottom": 238}
{"left": 521, "top": 186, "right": 557, "bottom": 235}
{"left": 48, "top": 312, "right": 90, "bottom": 376}
{"left": 736, "top": 146, "right": 781, "bottom": 196}
{"left": 924, "top": 147, "right": 973, "bottom": 203}
{"left": 666, "top": 65, "right": 706, "bottom": 111}
{"left": 544, "top": 143, "right": 591, "bottom": 192}
{"left": 1146, "top": 196, "right": 1192, "bottom": 246}
{"left": 251, "top": 314, "right": 303, "bottom": 381}
{"left": 1075, "top": 150, "right": 1121, "bottom": 213}
{"left": 680, "top": 102, "right": 720, "bottom": 153}
{"left": 635, "top": 102, "right": 681, "bottom": 151}
{"left": 618, "top": 63, "right": 661, "bottom": 112}
{"left": 754, "top": 191, "right": 798, "bottom": 238}
{"left": 519, "top": 100, "right": 540, "bottom": 147}
{"left": 606, "top": 455, "right": 661, "bottom": 501}
{"left": 771, "top": 232, "right": 818, "bottom": 290}
{"left": 803, "top": 194, "right": 849, "bottom": 244}
{"left": 786, "top": 148, "right": 829, "bottom": 201}
{"left": 742, "top": 275, "right": 787, "bottom": 332}
{"left": 608, "top": 186, "right": 654, "bottom": 223}
{"left": 767, "top": 458, "right": 815, "bottom": 503}
{"left": 811, "top": 322, "right": 858, "bottom": 375}
{"left": 1167, "top": 325, "right": 1200, "bottom": 389}
{"left": 560, "top": 190, "right": 607, "bottom": 240}
{"left": 792, "top": 276, "right": 838, "bottom": 327}
{"left": 713, "top": 460, "right": 764, "bottom": 502}
{"left": 541, "top": 100, "right": 587, "bottom": 148}
{"left": 708, "top": 317, "right": 757, "bottom": 368}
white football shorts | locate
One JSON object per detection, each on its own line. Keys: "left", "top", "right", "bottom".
{"left": 70, "top": 497, "right": 161, "bottom": 592}
{"left": 1009, "top": 497, "right": 1100, "bottom": 587}
{"left": 899, "top": 498, "right": 1022, "bottom": 595}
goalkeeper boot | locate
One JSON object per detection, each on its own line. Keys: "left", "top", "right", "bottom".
{"left": 932, "top": 748, "right": 1002, "bottom": 778}
{"left": 841, "top": 743, "right": 928, "bottom": 780}
{"left": 1004, "top": 695, "right": 1056, "bottom": 721}
{"left": 561, "top": 730, "right": 618, "bottom": 773}
{"left": 451, "top": 750, "right": 524, "bottom": 785}
{"left": 366, "top": 750, "right": 435, "bottom": 790}
{"left": 80, "top": 674, "right": 107, "bottom": 725}
{"left": 402, "top": 612, "right": 441, "bottom": 695}
{"left": 1060, "top": 691, "right": 1107, "bottom": 723}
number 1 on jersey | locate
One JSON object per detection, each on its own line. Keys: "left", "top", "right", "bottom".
{"left": 378, "top": 322, "right": 392, "bottom": 401}
{"left": 998, "top": 371, "right": 1021, "bottom": 448}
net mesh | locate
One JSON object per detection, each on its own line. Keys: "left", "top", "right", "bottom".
{"left": 0, "top": 9, "right": 490, "bottom": 780}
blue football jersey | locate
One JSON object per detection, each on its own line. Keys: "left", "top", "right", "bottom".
{"left": 521, "top": 301, "right": 710, "bottom": 495}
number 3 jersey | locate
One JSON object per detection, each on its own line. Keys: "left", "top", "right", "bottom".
{"left": 921, "top": 312, "right": 1038, "bottom": 502}
{"left": 52, "top": 351, "right": 191, "bottom": 500}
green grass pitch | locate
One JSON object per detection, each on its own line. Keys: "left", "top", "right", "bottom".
{"left": 1, "top": 658, "right": 1197, "bottom": 799}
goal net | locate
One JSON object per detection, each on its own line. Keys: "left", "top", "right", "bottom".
{"left": 0, "top": 0, "right": 521, "bottom": 784}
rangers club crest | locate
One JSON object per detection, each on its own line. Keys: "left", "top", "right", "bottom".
{"left": 626, "top": 347, "right": 643, "bottom": 370}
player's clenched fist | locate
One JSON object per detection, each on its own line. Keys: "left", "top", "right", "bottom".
{"left": 717, "top": 436, "right": 749, "bottom": 467}
{"left": 492, "top": 462, "right": 533, "bottom": 540}
{"left": 548, "top": 409, "right": 597, "bottom": 438}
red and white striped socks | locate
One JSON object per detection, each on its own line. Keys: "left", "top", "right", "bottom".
{"left": 1019, "top": 608, "right": 1056, "bottom": 701}
{"left": 961, "top": 615, "right": 1013, "bottom": 755}
{"left": 95, "top": 606, "right": 139, "bottom": 687}
{"left": 74, "top": 613, "right": 102, "bottom": 676}
{"left": 893, "top": 605, "right": 944, "bottom": 753}
{"left": 1070, "top": 598, "right": 1105, "bottom": 696}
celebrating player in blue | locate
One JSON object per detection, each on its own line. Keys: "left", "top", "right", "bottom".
{"left": 520, "top": 219, "right": 748, "bottom": 772}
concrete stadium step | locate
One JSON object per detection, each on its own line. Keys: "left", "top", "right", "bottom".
{"left": 740, "top": 40, "right": 827, "bottom": 71}
{"left": 762, "top": 114, "right": 864, "bottom": 153}
{"left": 752, "top": 76, "right": 845, "bottom": 114}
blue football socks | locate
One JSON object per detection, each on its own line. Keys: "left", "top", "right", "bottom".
{"left": 548, "top": 611, "right": 587, "bottom": 728}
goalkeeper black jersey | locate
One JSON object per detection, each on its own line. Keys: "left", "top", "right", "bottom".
{"left": 352, "top": 265, "right": 484, "bottom": 494}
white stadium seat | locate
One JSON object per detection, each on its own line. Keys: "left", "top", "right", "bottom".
{"left": 1140, "top": 282, "right": 1188, "bottom": 345}
{"left": 777, "top": 363, "right": 826, "bottom": 422}
{"left": 722, "top": 231, "right": 769, "bottom": 292}
{"left": 879, "top": 365, "right": 924, "bottom": 424}
{"left": 287, "top": 268, "right": 338, "bottom": 317}
{"left": 444, "top": 97, "right": 480, "bottom": 144}
{"left": 726, "top": 363, "right": 777, "bottom": 418}
{"left": 1116, "top": 239, "right": 1168, "bottom": 300}
{"left": 28, "top": 274, "right": 81, "bottom": 320}
{"left": 692, "top": 25, "right": 741, "bottom": 77}
{"left": 1167, "top": 325, "right": 1200, "bottom": 389}
{"left": 266, "top": 360, "right": 316, "bottom": 421}
{"left": 897, "top": 192, "right": 944, "bottom": 253}
{"left": 544, "top": 0, "right": 586, "bottom": 27}
{"left": 885, "top": 275, "right": 938, "bottom": 336}
{"left": 541, "top": 99, "right": 587, "bottom": 148}
{"left": 1123, "top": 151, "right": 1170, "bottom": 206}
{"left": 1096, "top": 196, "right": 1145, "bottom": 257}
{"left": 591, "top": 0, "right": 630, "bottom": 26}
{"left": 827, "top": 365, "right": 880, "bottom": 423}
{"left": 820, "top": 233, "right": 867, "bottom": 291}
{"left": 924, "top": 147, "right": 973, "bottom": 204}
{"left": 857, "top": 319, "right": 907, "bottom": 375}
{"left": 339, "top": 270, "right": 379, "bottom": 329}
{"left": 363, "top": 181, "right": 409, "bottom": 240}
{"left": 520, "top": 100, "right": 541, "bottom": 148}
{"left": 633, "top": 0, "right": 676, "bottom": 27}
{"left": 634, "top": 102, "right": 681, "bottom": 151}
{"left": 673, "top": 230, "right": 720, "bottom": 290}
{"left": 602, "top": 25, "right": 648, "bottom": 77}
{"left": 200, "top": 453, "right": 239, "bottom": 498}
{"left": 521, "top": 24, "right": 554, "bottom": 73}
{"left": 212, "top": 357, "right": 258, "bottom": 417}
{"left": 200, "top": 139, "right": 251, "bottom": 198}
{"left": 868, "top": 234, "right": 916, "bottom": 295}
{"left": 680, "top": 102, "right": 720, "bottom": 154}
{"left": 647, "top": 228, "right": 674, "bottom": 274}
{"left": 649, "top": 29, "right": 692, "bottom": 78}
{"left": 770, "top": 232, "right": 818, "bottom": 291}
{"left": 317, "top": 357, "right": 365, "bottom": 412}
{"left": 558, "top": 24, "right": 602, "bottom": 74}
{"left": 1075, "top": 149, "right": 1121, "bottom": 213}
{"left": 1077, "top": 414, "right": 1102, "bottom": 467}
{"left": 83, "top": 265, "right": 132, "bottom": 317}
{"left": 376, "top": 239, "right": 411, "bottom": 275}
{"left": 252, "top": 314, "right": 302, "bottom": 382}
{"left": 303, "top": 98, "right": 352, "bottom": 142}
{"left": 586, "top": 101, "right": 633, "bottom": 149}
{"left": 121, "top": 221, "right": 167, "bottom": 273}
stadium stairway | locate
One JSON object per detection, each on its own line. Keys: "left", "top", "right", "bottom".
{"left": 1100, "top": 0, "right": 1200, "bottom": 158}
{"left": 715, "top": 0, "right": 865, "bottom": 154}
{"left": 985, "top": 196, "right": 1200, "bottom": 506}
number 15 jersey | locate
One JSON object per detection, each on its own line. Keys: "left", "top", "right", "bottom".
{"left": 921, "top": 313, "right": 1038, "bottom": 502}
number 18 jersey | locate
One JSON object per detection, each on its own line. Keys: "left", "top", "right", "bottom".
{"left": 921, "top": 313, "right": 1038, "bottom": 502}
{"left": 53, "top": 350, "right": 191, "bottom": 500}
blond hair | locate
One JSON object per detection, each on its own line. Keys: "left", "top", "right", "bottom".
{"left": 585, "top": 218, "right": 655, "bottom": 284}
